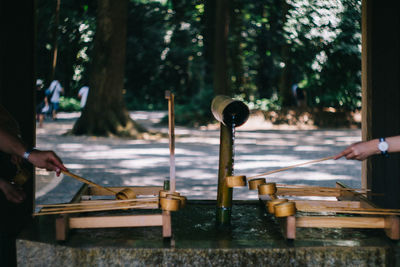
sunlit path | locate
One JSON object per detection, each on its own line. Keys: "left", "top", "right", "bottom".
{"left": 35, "top": 111, "right": 361, "bottom": 204}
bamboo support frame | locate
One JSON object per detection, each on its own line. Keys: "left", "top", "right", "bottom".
{"left": 49, "top": 184, "right": 173, "bottom": 241}
{"left": 271, "top": 182, "right": 400, "bottom": 240}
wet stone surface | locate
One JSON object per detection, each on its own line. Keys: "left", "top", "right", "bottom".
{"left": 17, "top": 201, "right": 397, "bottom": 266}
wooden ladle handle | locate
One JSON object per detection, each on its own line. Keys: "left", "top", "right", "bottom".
{"left": 61, "top": 170, "right": 116, "bottom": 194}
{"left": 248, "top": 156, "right": 335, "bottom": 180}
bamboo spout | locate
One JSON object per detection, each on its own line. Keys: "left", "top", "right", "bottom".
{"left": 211, "top": 95, "right": 249, "bottom": 226}
{"left": 211, "top": 95, "right": 249, "bottom": 127}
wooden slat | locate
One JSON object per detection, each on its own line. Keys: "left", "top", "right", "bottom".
{"left": 69, "top": 214, "right": 163, "bottom": 229}
{"left": 336, "top": 182, "right": 377, "bottom": 208}
{"left": 276, "top": 188, "right": 341, "bottom": 197}
{"left": 296, "top": 216, "right": 385, "bottom": 228}
{"left": 294, "top": 200, "right": 360, "bottom": 210}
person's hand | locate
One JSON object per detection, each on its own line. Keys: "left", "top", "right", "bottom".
{"left": 27, "top": 150, "right": 68, "bottom": 176}
{"left": 0, "top": 179, "right": 26, "bottom": 204}
{"left": 334, "top": 140, "right": 379, "bottom": 161}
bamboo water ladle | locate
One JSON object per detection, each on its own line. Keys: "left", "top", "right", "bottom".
{"left": 61, "top": 170, "right": 136, "bottom": 200}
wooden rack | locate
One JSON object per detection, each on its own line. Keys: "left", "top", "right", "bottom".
{"left": 52, "top": 184, "right": 171, "bottom": 241}
{"left": 264, "top": 182, "right": 400, "bottom": 240}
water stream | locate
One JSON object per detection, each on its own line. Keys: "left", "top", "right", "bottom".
{"left": 231, "top": 114, "right": 236, "bottom": 176}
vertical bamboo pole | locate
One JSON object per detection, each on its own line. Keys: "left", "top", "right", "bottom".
{"left": 165, "top": 91, "right": 176, "bottom": 193}
{"left": 216, "top": 123, "right": 233, "bottom": 225}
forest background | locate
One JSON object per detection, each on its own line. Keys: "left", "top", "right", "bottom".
{"left": 35, "top": 0, "right": 361, "bottom": 130}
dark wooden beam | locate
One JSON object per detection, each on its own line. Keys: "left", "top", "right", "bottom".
{"left": 0, "top": 1, "right": 36, "bottom": 265}
{"left": 362, "top": 0, "right": 400, "bottom": 208}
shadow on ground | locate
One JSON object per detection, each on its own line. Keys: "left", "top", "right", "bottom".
{"left": 35, "top": 111, "right": 362, "bottom": 205}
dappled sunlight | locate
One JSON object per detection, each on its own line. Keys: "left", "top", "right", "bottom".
{"left": 35, "top": 111, "right": 362, "bottom": 202}
{"left": 293, "top": 146, "right": 331, "bottom": 152}
{"left": 123, "top": 140, "right": 157, "bottom": 145}
{"left": 57, "top": 143, "right": 111, "bottom": 151}
{"left": 79, "top": 148, "right": 171, "bottom": 160}
{"left": 276, "top": 171, "right": 354, "bottom": 181}
{"left": 175, "top": 148, "right": 212, "bottom": 157}
{"left": 177, "top": 169, "right": 216, "bottom": 180}
{"left": 118, "top": 158, "right": 168, "bottom": 169}
{"left": 335, "top": 136, "right": 362, "bottom": 143}
{"left": 235, "top": 160, "right": 297, "bottom": 172}
{"left": 176, "top": 159, "right": 219, "bottom": 168}
{"left": 64, "top": 164, "right": 87, "bottom": 169}
{"left": 178, "top": 137, "right": 221, "bottom": 145}
{"left": 235, "top": 138, "right": 298, "bottom": 146}
{"left": 130, "top": 111, "right": 166, "bottom": 121}
{"left": 121, "top": 176, "right": 164, "bottom": 187}
{"left": 237, "top": 155, "right": 297, "bottom": 161}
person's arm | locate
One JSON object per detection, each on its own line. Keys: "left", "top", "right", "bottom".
{"left": 0, "top": 128, "right": 26, "bottom": 158}
{"left": 334, "top": 135, "right": 400, "bottom": 161}
{"left": 0, "top": 128, "right": 67, "bottom": 175}
{"left": 0, "top": 178, "right": 25, "bottom": 203}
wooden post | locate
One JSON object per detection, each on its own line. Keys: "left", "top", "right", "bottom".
{"left": 281, "top": 216, "right": 296, "bottom": 239}
{"left": 162, "top": 210, "right": 172, "bottom": 238}
{"left": 55, "top": 215, "right": 70, "bottom": 241}
{"left": 384, "top": 216, "right": 400, "bottom": 240}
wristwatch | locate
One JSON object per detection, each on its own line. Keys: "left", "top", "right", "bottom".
{"left": 23, "top": 148, "right": 35, "bottom": 160}
{"left": 378, "top": 138, "right": 389, "bottom": 156}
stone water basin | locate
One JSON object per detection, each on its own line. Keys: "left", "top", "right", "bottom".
{"left": 17, "top": 200, "right": 397, "bottom": 266}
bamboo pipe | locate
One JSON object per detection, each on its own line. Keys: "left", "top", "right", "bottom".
{"left": 276, "top": 184, "right": 370, "bottom": 192}
{"left": 165, "top": 91, "right": 176, "bottom": 193}
{"left": 298, "top": 206, "right": 400, "bottom": 213}
{"left": 34, "top": 203, "right": 157, "bottom": 216}
{"left": 62, "top": 170, "right": 117, "bottom": 194}
{"left": 247, "top": 156, "right": 335, "bottom": 180}
{"left": 41, "top": 200, "right": 158, "bottom": 212}
{"left": 36, "top": 197, "right": 158, "bottom": 208}
{"left": 38, "top": 203, "right": 156, "bottom": 213}
{"left": 300, "top": 209, "right": 400, "bottom": 216}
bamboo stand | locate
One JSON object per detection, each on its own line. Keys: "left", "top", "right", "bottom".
{"left": 266, "top": 182, "right": 400, "bottom": 240}
{"left": 42, "top": 92, "right": 182, "bottom": 241}
{"left": 52, "top": 184, "right": 172, "bottom": 241}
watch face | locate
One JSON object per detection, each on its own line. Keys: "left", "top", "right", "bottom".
{"left": 379, "top": 141, "right": 389, "bottom": 151}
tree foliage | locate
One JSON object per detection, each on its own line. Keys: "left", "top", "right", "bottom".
{"left": 36, "top": 0, "right": 362, "bottom": 126}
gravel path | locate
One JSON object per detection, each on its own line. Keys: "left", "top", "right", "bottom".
{"left": 35, "top": 111, "right": 362, "bottom": 205}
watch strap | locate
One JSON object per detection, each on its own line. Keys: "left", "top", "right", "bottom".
{"left": 23, "top": 148, "right": 35, "bottom": 160}
{"left": 379, "top": 138, "right": 388, "bottom": 157}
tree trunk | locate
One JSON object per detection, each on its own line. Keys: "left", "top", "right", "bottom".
{"left": 229, "top": 0, "right": 244, "bottom": 95}
{"left": 72, "top": 0, "right": 146, "bottom": 137}
{"left": 203, "top": 0, "right": 216, "bottom": 86}
{"left": 213, "top": 0, "right": 230, "bottom": 96}
{"left": 278, "top": 1, "right": 295, "bottom": 106}
{"left": 49, "top": 0, "right": 61, "bottom": 82}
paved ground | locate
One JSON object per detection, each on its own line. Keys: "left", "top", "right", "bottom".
{"left": 35, "top": 111, "right": 362, "bottom": 205}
